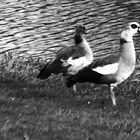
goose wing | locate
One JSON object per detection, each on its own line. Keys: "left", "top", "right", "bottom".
{"left": 37, "top": 46, "right": 75, "bottom": 79}
{"left": 90, "top": 53, "right": 120, "bottom": 69}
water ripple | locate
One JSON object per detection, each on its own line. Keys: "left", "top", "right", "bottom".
{"left": 0, "top": 0, "right": 139, "bottom": 60}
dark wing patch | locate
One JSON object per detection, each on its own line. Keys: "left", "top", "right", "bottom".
{"left": 66, "top": 68, "right": 103, "bottom": 87}
{"left": 99, "top": 74, "right": 117, "bottom": 84}
{"left": 90, "top": 53, "right": 120, "bottom": 69}
{"left": 66, "top": 67, "right": 117, "bottom": 87}
{"left": 55, "top": 46, "right": 75, "bottom": 61}
{"left": 56, "top": 44, "right": 86, "bottom": 60}
{"left": 37, "top": 46, "right": 75, "bottom": 79}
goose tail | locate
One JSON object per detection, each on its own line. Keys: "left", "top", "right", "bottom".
{"left": 37, "top": 63, "right": 52, "bottom": 79}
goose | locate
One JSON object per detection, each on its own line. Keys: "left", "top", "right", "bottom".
{"left": 66, "top": 22, "right": 140, "bottom": 106}
{"left": 37, "top": 25, "right": 93, "bottom": 92}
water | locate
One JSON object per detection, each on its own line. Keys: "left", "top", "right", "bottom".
{"left": 0, "top": 0, "right": 140, "bottom": 60}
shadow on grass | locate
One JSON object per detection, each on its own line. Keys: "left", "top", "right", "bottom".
{"left": 0, "top": 75, "right": 138, "bottom": 111}
{"left": 0, "top": 78, "right": 47, "bottom": 99}
{"left": 0, "top": 75, "right": 115, "bottom": 113}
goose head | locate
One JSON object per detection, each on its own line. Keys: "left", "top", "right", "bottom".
{"left": 121, "top": 22, "right": 140, "bottom": 42}
{"left": 75, "top": 25, "right": 86, "bottom": 36}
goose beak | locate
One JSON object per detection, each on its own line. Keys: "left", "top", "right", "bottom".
{"left": 138, "top": 27, "right": 140, "bottom": 33}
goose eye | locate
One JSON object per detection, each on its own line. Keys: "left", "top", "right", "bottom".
{"left": 83, "top": 26, "right": 85, "bottom": 30}
{"left": 131, "top": 24, "right": 138, "bottom": 29}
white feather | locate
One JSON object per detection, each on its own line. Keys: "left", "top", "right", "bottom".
{"left": 67, "top": 56, "right": 92, "bottom": 75}
{"left": 92, "top": 63, "right": 119, "bottom": 75}
{"left": 67, "top": 56, "right": 91, "bottom": 67}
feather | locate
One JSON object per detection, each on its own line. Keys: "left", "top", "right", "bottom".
{"left": 90, "top": 53, "right": 120, "bottom": 69}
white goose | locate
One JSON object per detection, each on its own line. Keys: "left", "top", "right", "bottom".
{"left": 66, "top": 22, "right": 140, "bottom": 105}
{"left": 37, "top": 25, "right": 93, "bottom": 92}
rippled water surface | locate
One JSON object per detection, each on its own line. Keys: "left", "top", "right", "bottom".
{"left": 0, "top": 0, "right": 140, "bottom": 59}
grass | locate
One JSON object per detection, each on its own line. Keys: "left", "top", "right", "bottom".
{"left": 0, "top": 52, "right": 140, "bottom": 140}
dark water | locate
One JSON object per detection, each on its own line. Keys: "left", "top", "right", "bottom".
{"left": 0, "top": 0, "right": 140, "bottom": 60}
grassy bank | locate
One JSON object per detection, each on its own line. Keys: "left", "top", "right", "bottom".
{"left": 0, "top": 53, "right": 140, "bottom": 140}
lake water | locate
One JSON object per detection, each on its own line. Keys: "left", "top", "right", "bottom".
{"left": 0, "top": 0, "right": 140, "bottom": 60}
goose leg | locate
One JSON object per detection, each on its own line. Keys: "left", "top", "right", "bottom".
{"left": 73, "top": 84, "right": 77, "bottom": 93}
{"left": 109, "top": 85, "right": 116, "bottom": 106}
